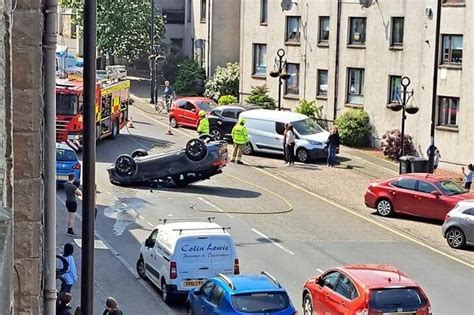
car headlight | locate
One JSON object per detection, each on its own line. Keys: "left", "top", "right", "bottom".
{"left": 308, "top": 140, "right": 322, "bottom": 145}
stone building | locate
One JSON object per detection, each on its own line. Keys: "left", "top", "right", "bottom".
{"left": 239, "top": 0, "right": 473, "bottom": 170}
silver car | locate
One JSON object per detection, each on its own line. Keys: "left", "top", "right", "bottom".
{"left": 442, "top": 200, "right": 474, "bottom": 249}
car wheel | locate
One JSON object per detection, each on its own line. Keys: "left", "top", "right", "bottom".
{"left": 210, "top": 127, "right": 223, "bottom": 140}
{"left": 111, "top": 120, "right": 119, "bottom": 138}
{"left": 172, "top": 174, "right": 189, "bottom": 188}
{"left": 115, "top": 154, "right": 137, "bottom": 177}
{"left": 376, "top": 199, "right": 393, "bottom": 217}
{"left": 243, "top": 142, "right": 254, "bottom": 155}
{"left": 170, "top": 117, "right": 178, "bottom": 128}
{"left": 296, "top": 147, "right": 310, "bottom": 163}
{"left": 446, "top": 227, "right": 466, "bottom": 249}
{"left": 136, "top": 256, "right": 147, "bottom": 280}
{"left": 303, "top": 293, "right": 313, "bottom": 315}
{"left": 131, "top": 149, "right": 148, "bottom": 158}
{"left": 185, "top": 138, "right": 207, "bottom": 161}
{"left": 161, "top": 280, "right": 172, "bottom": 304}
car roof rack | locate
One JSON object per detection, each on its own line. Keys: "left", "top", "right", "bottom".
{"left": 261, "top": 271, "right": 281, "bottom": 288}
{"left": 159, "top": 217, "right": 215, "bottom": 224}
{"left": 216, "top": 273, "right": 235, "bottom": 290}
{"left": 172, "top": 227, "right": 231, "bottom": 235}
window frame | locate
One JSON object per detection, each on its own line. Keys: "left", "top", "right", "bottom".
{"left": 221, "top": 109, "right": 236, "bottom": 119}
{"left": 285, "top": 16, "right": 301, "bottom": 44}
{"left": 321, "top": 271, "right": 340, "bottom": 291}
{"left": 284, "top": 63, "right": 300, "bottom": 96}
{"left": 388, "top": 75, "right": 402, "bottom": 104}
{"left": 200, "top": 0, "right": 207, "bottom": 23}
{"left": 260, "top": 0, "right": 268, "bottom": 25}
{"left": 334, "top": 274, "right": 359, "bottom": 300}
{"left": 391, "top": 178, "right": 417, "bottom": 191}
{"left": 318, "top": 16, "right": 330, "bottom": 44}
{"left": 348, "top": 17, "right": 366, "bottom": 46}
{"left": 442, "top": 0, "right": 465, "bottom": 4}
{"left": 437, "top": 96, "right": 459, "bottom": 127}
{"left": 209, "top": 284, "right": 225, "bottom": 306}
{"left": 390, "top": 17, "right": 404, "bottom": 47}
{"left": 416, "top": 180, "right": 438, "bottom": 194}
{"left": 317, "top": 69, "right": 328, "bottom": 97}
{"left": 252, "top": 43, "right": 267, "bottom": 77}
{"left": 441, "top": 34, "right": 463, "bottom": 65}
{"left": 346, "top": 68, "right": 365, "bottom": 105}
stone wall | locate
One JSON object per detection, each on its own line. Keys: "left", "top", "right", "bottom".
{"left": 12, "top": 0, "right": 45, "bottom": 313}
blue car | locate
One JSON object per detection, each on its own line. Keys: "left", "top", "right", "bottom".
{"left": 56, "top": 143, "right": 81, "bottom": 186}
{"left": 186, "top": 272, "right": 298, "bottom": 315}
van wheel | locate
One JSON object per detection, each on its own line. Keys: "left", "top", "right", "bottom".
{"left": 296, "top": 147, "right": 310, "bottom": 163}
{"left": 136, "top": 256, "right": 147, "bottom": 280}
{"left": 161, "top": 281, "right": 172, "bottom": 304}
{"left": 243, "top": 142, "right": 253, "bottom": 155}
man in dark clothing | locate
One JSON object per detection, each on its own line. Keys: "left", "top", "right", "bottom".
{"left": 56, "top": 292, "right": 73, "bottom": 315}
{"left": 327, "top": 127, "right": 340, "bottom": 167}
{"left": 64, "top": 173, "right": 82, "bottom": 235}
{"left": 103, "top": 297, "right": 124, "bottom": 315}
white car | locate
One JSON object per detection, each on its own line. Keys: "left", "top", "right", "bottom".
{"left": 136, "top": 219, "right": 239, "bottom": 303}
{"left": 442, "top": 200, "right": 474, "bottom": 249}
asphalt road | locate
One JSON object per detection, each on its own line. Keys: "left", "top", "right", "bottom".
{"left": 60, "top": 103, "right": 473, "bottom": 314}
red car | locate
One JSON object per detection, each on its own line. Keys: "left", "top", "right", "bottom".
{"left": 364, "top": 173, "right": 474, "bottom": 221}
{"left": 302, "top": 265, "right": 431, "bottom": 315}
{"left": 168, "top": 97, "right": 216, "bottom": 129}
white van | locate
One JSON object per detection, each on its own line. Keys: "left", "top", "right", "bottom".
{"left": 239, "top": 109, "right": 330, "bottom": 162}
{"left": 136, "top": 219, "right": 239, "bottom": 303}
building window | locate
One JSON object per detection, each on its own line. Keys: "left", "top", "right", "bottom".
{"left": 317, "top": 70, "right": 328, "bottom": 96}
{"left": 388, "top": 76, "right": 402, "bottom": 103}
{"left": 163, "top": 10, "right": 185, "bottom": 24}
{"left": 442, "top": 35, "right": 463, "bottom": 65}
{"left": 200, "top": 0, "right": 207, "bottom": 22}
{"left": 347, "top": 68, "right": 364, "bottom": 104}
{"left": 285, "top": 16, "right": 301, "bottom": 43}
{"left": 391, "top": 17, "right": 404, "bottom": 47}
{"left": 349, "top": 17, "right": 366, "bottom": 46}
{"left": 253, "top": 44, "right": 267, "bottom": 76}
{"left": 319, "top": 17, "right": 330, "bottom": 44}
{"left": 438, "top": 96, "right": 459, "bottom": 127}
{"left": 285, "top": 63, "right": 300, "bottom": 96}
{"left": 187, "top": 0, "right": 192, "bottom": 22}
{"left": 260, "top": 0, "right": 268, "bottom": 24}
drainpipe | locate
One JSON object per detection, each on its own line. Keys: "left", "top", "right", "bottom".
{"left": 43, "top": 0, "right": 58, "bottom": 314}
{"left": 333, "top": 0, "right": 342, "bottom": 121}
{"left": 302, "top": 1, "right": 308, "bottom": 99}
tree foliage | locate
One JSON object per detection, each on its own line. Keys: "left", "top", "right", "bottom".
{"left": 245, "top": 85, "right": 276, "bottom": 110}
{"left": 380, "top": 129, "right": 414, "bottom": 160}
{"left": 204, "top": 62, "right": 240, "bottom": 99}
{"left": 218, "top": 95, "right": 238, "bottom": 105}
{"left": 296, "top": 99, "right": 323, "bottom": 120}
{"left": 174, "top": 59, "right": 206, "bottom": 96}
{"left": 335, "top": 109, "right": 372, "bottom": 147}
{"left": 59, "top": 0, "right": 165, "bottom": 61}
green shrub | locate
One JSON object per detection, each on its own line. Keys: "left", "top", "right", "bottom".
{"left": 174, "top": 59, "right": 206, "bottom": 96}
{"left": 218, "top": 95, "right": 238, "bottom": 105}
{"left": 296, "top": 99, "right": 323, "bottom": 120}
{"left": 335, "top": 110, "right": 372, "bottom": 147}
{"left": 204, "top": 62, "right": 240, "bottom": 99}
{"left": 245, "top": 85, "right": 276, "bottom": 110}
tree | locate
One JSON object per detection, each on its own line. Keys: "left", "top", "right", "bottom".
{"left": 245, "top": 85, "right": 276, "bottom": 109}
{"left": 174, "top": 59, "right": 206, "bottom": 96}
{"left": 218, "top": 95, "right": 238, "bottom": 105}
{"left": 60, "top": 0, "right": 165, "bottom": 61}
{"left": 204, "top": 62, "right": 240, "bottom": 99}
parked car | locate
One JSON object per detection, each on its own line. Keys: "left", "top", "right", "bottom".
{"left": 136, "top": 219, "right": 239, "bottom": 304}
{"left": 169, "top": 97, "right": 217, "bottom": 129}
{"left": 56, "top": 142, "right": 81, "bottom": 186}
{"left": 239, "top": 109, "right": 329, "bottom": 163}
{"left": 208, "top": 103, "right": 258, "bottom": 140}
{"left": 302, "top": 264, "right": 431, "bottom": 315}
{"left": 364, "top": 173, "right": 474, "bottom": 221}
{"left": 186, "top": 272, "right": 298, "bottom": 315}
{"left": 442, "top": 200, "right": 474, "bottom": 248}
{"left": 107, "top": 138, "right": 228, "bottom": 187}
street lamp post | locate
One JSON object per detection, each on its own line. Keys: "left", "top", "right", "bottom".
{"left": 269, "top": 49, "right": 290, "bottom": 111}
{"left": 150, "top": 0, "right": 156, "bottom": 103}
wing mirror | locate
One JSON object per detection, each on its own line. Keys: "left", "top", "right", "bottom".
{"left": 144, "top": 239, "right": 154, "bottom": 248}
{"left": 191, "top": 108, "right": 196, "bottom": 113}
{"left": 193, "top": 289, "right": 201, "bottom": 296}
{"left": 316, "top": 276, "right": 323, "bottom": 286}
{"left": 431, "top": 191, "right": 441, "bottom": 198}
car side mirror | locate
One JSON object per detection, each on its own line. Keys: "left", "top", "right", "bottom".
{"left": 316, "top": 277, "right": 323, "bottom": 286}
{"left": 431, "top": 191, "right": 441, "bottom": 198}
{"left": 191, "top": 108, "right": 196, "bottom": 113}
{"left": 193, "top": 290, "right": 201, "bottom": 296}
{"left": 145, "top": 239, "right": 154, "bottom": 248}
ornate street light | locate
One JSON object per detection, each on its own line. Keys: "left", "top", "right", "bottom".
{"left": 269, "top": 49, "right": 290, "bottom": 111}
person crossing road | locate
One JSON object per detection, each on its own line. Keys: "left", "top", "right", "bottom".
{"left": 197, "top": 110, "right": 209, "bottom": 135}
{"left": 231, "top": 118, "right": 249, "bottom": 164}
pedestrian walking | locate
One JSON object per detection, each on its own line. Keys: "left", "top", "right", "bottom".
{"left": 462, "top": 164, "right": 473, "bottom": 190}
{"left": 286, "top": 124, "right": 296, "bottom": 166}
{"left": 231, "top": 118, "right": 249, "bottom": 165}
{"left": 56, "top": 292, "right": 73, "bottom": 315}
{"left": 197, "top": 110, "right": 209, "bottom": 135}
{"left": 102, "top": 297, "right": 124, "bottom": 315}
{"left": 427, "top": 145, "right": 441, "bottom": 170}
{"left": 282, "top": 123, "right": 289, "bottom": 164}
{"left": 60, "top": 243, "right": 78, "bottom": 294}
{"left": 64, "top": 174, "right": 82, "bottom": 236}
{"left": 326, "top": 127, "right": 340, "bottom": 167}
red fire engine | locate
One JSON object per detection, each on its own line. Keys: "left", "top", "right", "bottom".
{"left": 56, "top": 66, "right": 130, "bottom": 150}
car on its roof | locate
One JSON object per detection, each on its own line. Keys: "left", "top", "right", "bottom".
{"left": 302, "top": 264, "right": 431, "bottom": 315}
{"left": 186, "top": 272, "right": 298, "bottom": 315}
{"left": 442, "top": 199, "right": 474, "bottom": 248}
{"left": 168, "top": 96, "right": 217, "bottom": 129}
{"left": 56, "top": 142, "right": 81, "bottom": 186}
{"left": 208, "top": 103, "right": 258, "bottom": 140}
{"left": 364, "top": 173, "right": 474, "bottom": 221}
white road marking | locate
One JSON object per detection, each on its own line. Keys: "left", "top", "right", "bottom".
{"left": 121, "top": 202, "right": 128, "bottom": 207}
{"left": 105, "top": 191, "right": 112, "bottom": 196}
{"left": 138, "top": 215, "right": 145, "bottom": 220}
{"left": 114, "top": 197, "right": 119, "bottom": 201}
{"left": 316, "top": 268, "right": 324, "bottom": 274}
{"left": 199, "top": 197, "right": 233, "bottom": 218}
{"left": 251, "top": 228, "right": 294, "bottom": 255}
{"left": 147, "top": 222, "right": 154, "bottom": 227}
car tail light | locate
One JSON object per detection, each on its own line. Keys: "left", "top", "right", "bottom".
{"left": 170, "top": 261, "right": 177, "bottom": 279}
{"left": 233, "top": 258, "right": 240, "bottom": 275}
{"left": 73, "top": 162, "right": 81, "bottom": 170}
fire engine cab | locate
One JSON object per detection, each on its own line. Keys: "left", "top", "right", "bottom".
{"left": 56, "top": 66, "right": 130, "bottom": 150}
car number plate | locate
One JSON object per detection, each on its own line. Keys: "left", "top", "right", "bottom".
{"left": 183, "top": 280, "right": 204, "bottom": 287}
{"left": 56, "top": 175, "right": 69, "bottom": 181}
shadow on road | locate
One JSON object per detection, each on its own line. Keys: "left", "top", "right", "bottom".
{"left": 160, "top": 184, "right": 262, "bottom": 199}
{"left": 369, "top": 210, "right": 444, "bottom": 226}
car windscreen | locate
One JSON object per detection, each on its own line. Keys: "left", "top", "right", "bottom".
{"left": 231, "top": 292, "right": 290, "bottom": 313}
{"left": 57, "top": 93, "right": 79, "bottom": 115}
{"left": 369, "top": 287, "right": 426, "bottom": 312}
{"left": 435, "top": 180, "right": 468, "bottom": 196}
{"left": 292, "top": 118, "right": 324, "bottom": 135}
{"left": 57, "top": 149, "right": 77, "bottom": 162}
{"left": 198, "top": 101, "right": 217, "bottom": 111}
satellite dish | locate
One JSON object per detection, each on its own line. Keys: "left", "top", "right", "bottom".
{"left": 359, "top": 0, "right": 373, "bottom": 8}
{"left": 281, "top": 0, "right": 292, "bottom": 11}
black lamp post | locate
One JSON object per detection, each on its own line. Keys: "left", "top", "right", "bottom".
{"left": 154, "top": 47, "right": 166, "bottom": 104}
{"left": 269, "top": 49, "right": 290, "bottom": 111}
{"left": 390, "top": 76, "right": 419, "bottom": 174}
{"left": 149, "top": 0, "right": 156, "bottom": 103}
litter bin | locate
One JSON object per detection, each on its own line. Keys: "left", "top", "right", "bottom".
{"left": 399, "top": 156, "right": 415, "bottom": 174}
{"left": 411, "top": 157, "right": 430, "bottom": 173}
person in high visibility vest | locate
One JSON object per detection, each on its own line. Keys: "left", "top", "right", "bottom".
{"left": 231, "top": 118, "right": 249, "bottom": 164}
{"left": 197, "top": 110, "right": 209, "bottom": 135}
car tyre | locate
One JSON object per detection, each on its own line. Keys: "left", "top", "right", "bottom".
{"left": 111, "top": 120, "right": 119, "bottom": 138}
{"left": 376, "top": 199, "right": 393, "bottom": 217}
{"left": 243, "top": 142, "right": 254, "bottom": 155}
{"left": 303, "top": 293, "right": 313, "bottom": 315}
{"left": 210, "top": 127, "right": 223, "bottom": 140}
{"left": 131, "top": 149, "right": 148, "bottom": 158}
{"left": 170, "top": 117, "right": 178, "bottom": 128}
{"left": 136, "top": 256, "right": 147, "bottom": 280}
{"left": 161, "top": 280, "right": 172, "bottom": 304}
{"left": 296, "top": 147, "right": 310, "bottom": 163}
{"left": 446, "top": 227, "right": 466, "bottom": 249}
{"left": 185, "top": 139, "right": 207, "bottom": 161}
{"left": 115, "top": 154, "right": 137, "bottom": 178}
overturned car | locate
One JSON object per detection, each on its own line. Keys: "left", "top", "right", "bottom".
{"left": 107, "top": 137, "right": 228, "bottom": 187}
